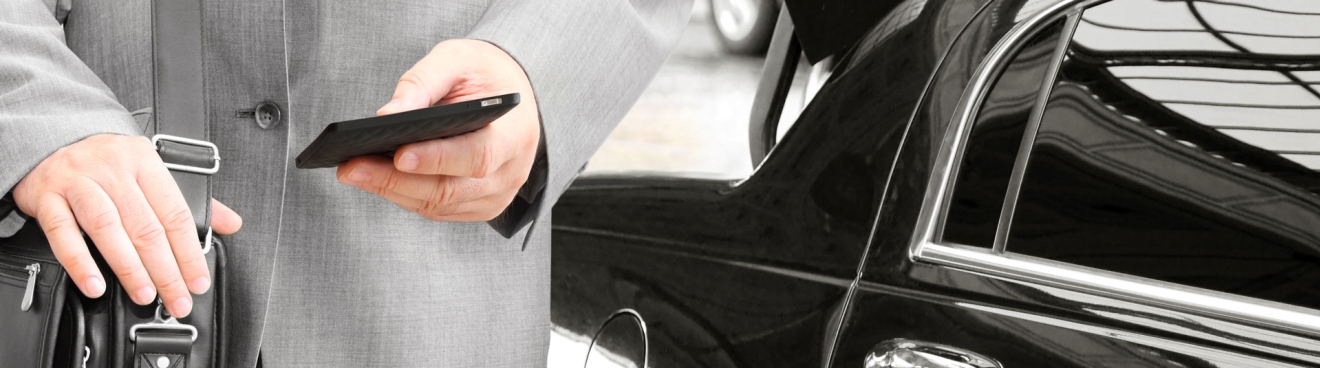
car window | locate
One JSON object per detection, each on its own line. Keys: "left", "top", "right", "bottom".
{"left": 1005, "top": 0, "right": 1320, "bottom": 310}
{"left": 941, "top": 19, "right": 1065, "bottom": 248}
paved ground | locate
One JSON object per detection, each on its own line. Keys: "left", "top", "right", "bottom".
{"left": 584, "top": 1, "right": 809, "bottom": 179}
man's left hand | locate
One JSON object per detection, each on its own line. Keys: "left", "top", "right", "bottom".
{"left": 337, "top": 39, "right": 540, "bottom": 222}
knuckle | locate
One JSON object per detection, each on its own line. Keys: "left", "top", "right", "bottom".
{"left": 380, "top": 171, "right": 402, "bottom": 190}
{"left": 153, "top": 274, "right": 187, "bottom": 294}
{"left": 431, "top": 183, "right": 458, "bottom": 204}
{"left": 62, "top": 256, "right": 94, "bottom": 275}
{"left": 472, "top": 145, "right": 497, "bottom": 178}
{"left": 132, "top": 236, "right": 167, "bottom": 254}
{"left": 399, "top": 70, "right": 428, "bottom": 90}
{"left": 366, "top": 185, "right": 390, "bottom": 197}
{"left": 128, "top": 221, "right": 168, "bottom": 247}
{"left": 41, "top": 213, "right": 79, "bottom": 236}
{"left": 175, "top": 252, "right": 208, "bottom": 271}
{"left": 86, "top": 208, "right": 121, "bottom": 233}
{"left": 419, "top": 201, "right": 453, "bottom": 220}
{"left": 113, "top": 265, "right": 144, "bottom": 283}
{"left": 160, "top": 207, "right": 195, "bottom": 231}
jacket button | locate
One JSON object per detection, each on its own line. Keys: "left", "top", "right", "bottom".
{"left": 253, "top": 101, "right": 283, "bottom": 129}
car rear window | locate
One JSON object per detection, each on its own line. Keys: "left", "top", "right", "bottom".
{"left": 1005, "top": 0, "right": 1320, "bottom": 310}
{"left": 941, "top": 20, "right": 1065, "bottom": 248}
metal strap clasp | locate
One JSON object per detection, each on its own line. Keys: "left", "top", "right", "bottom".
{"left": 151, "top": 134, "right": 220, "bottom": 175}
{"left": 201, "top": 227, "right": 214, "bottom": 255}
{"left": 129, "top": 303, "right": 199, "bottom": 342}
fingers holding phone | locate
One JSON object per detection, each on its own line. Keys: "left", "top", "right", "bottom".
{"left": 332, "top": 39, "right": 540, "bottom": 222}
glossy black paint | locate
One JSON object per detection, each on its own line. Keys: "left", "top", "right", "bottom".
{"left": 549, "top": 19, "right": 928, "bottom": 365}
{"left": 1007, "top": 4, "right": 1320, "bottom": 310}
{"left": 847, "top": 0, "right": 1320, "bottom": 366}
{"left": 551, "top": 0, "right": 1320, "bottom": 367}
{"left": 552, "top": 0, "right": 976, "bottom": 364}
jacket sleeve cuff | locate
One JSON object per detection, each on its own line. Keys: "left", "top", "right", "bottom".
{"left": 465, "top": 0, "right": 692, "bottom": 240}
{"left": 1, "top": 1, "right": 143, "bottom": 200}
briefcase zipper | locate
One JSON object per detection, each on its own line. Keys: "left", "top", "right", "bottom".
{"left": 0, "top": 266, "right": 24, "bottom": 281}
{"left": 0, "top": 255, "right": 35, "bottom": 271}
{"left": 21, "top": 263, "right": 39, "bottom": 312}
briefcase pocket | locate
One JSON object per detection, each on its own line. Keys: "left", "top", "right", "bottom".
{"left": 1, "top": 213, "right": 224, "bottom": 368}
{"left": 0, "top": 237, "right": 76, "bottom": 368}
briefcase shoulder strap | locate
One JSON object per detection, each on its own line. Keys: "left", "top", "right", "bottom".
{"left": 133, "top": 0, "right": 216, "bottom": 366}
{"left": 150, "top": 0, "right": 213, "bottom": 242}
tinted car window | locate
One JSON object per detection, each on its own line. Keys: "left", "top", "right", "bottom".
{"left": 1007, "top": 0, "right": 1320, "bottom": 309}
{"left": 942, "top": 20, "right": 1064, "bottom": 248}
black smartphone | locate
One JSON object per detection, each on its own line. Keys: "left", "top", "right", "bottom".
{"left": 294, "top": 93, "right": 519, "bottom": 169}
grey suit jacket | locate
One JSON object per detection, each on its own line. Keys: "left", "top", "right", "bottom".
{"left": 0, "top": 0, "right": 691, "bottom": 366}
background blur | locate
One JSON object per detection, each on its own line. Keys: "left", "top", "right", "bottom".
{"left": 582, "top": 0, "right": 810, "bottom": 180}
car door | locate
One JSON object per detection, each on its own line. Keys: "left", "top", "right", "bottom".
{"left": 547, "top": 1, "right": 990, "bottom": 367}
{"left": 833, "top": 0, "right": 1320, "bottom": 367}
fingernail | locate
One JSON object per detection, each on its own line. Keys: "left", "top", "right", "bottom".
{"left": 133, "top": 286, "right": 156, "bottom": 304}
{"left": 398, "top": 152, "right": 419, "bottom": 171}
{"left": 171, "top": 297, "right": 192, "bottom": 317}
{"left": 190, "top": 276, "right": 211, "bottom": 294}
{"left": 86, "top": 276, "right": 106, "bottom": 297}
{"left": 380, "top": 99, "right": 403, "bottom": 113}
{"left": 347, "top": 167, "right": 370, "bottom": 184}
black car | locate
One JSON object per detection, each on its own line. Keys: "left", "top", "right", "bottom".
{"left": 550, "top": 0, "right": 1320, "bottom": 367}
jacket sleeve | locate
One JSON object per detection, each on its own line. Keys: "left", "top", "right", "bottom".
{"left": 466, "top": 0, "right": 693, "bottom": 228}
{"left": 0, "top": 0, "right": 141, "bottom": 196}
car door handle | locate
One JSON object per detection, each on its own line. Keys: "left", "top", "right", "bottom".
{"left": 865, "top": 339, "right": 1002, "bottom": 368}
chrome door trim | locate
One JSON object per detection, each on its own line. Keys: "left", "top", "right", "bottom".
{"left": 907, "top": 0, "right": 1320, "bottom": 343}
{"left": 921, "top": 242, "right": 1320, "bottom": 338}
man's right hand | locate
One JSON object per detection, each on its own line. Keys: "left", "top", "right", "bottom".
{"left": 12, "top": 134, "right": 242, "bottom": 318}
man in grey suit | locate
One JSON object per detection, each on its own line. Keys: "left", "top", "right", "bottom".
{"left": 1, "top": 0, "right": 692, "bottom": 366}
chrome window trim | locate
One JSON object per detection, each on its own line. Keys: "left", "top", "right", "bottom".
{"left": 908, "top": 0, "right": 1320, "bottom": 338}
{"left": 911, "top": 0, "right": 1099, "bottom": 255}
{"left": 990, "top": 13, "right": 1081, "bottom": 253}
{"left": 921, "top": 242, "right": 1320, "bottom": 337}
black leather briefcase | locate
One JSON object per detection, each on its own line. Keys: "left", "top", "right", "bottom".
{"left": 0, "top": 0, "right": 225, "bottom": 366}
{"left": 0, "top": 200, "right": 226, "bottom": 368}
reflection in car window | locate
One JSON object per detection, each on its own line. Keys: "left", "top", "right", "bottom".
{"left": 1075, "top": 0, "right": 1320, "bottom": 55}
{"left": 942, "top": 20, "right": 1064, "bottom": 248}
{"left": 1007, "top": 0, "right": 1320, "bottom": 310}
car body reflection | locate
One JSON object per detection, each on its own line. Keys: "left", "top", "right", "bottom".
{"left": 551, "top": 0, "right": 1320, "bottom": 367}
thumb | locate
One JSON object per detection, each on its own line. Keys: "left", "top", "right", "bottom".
{"left": 377, "top": 45, "right": 471, "bottom": 116}
{"left": 211, "top": 199, "right": 242, "bottom": 235}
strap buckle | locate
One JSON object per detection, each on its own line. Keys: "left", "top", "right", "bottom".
{"left": 129, "top": 303, "right": 199, "bottom": 342}
{"left": 200, "top": 227, "right": 213, "bottom": 255}
{"left": 151, "top": 134, "right": 220, "bottom": 175}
